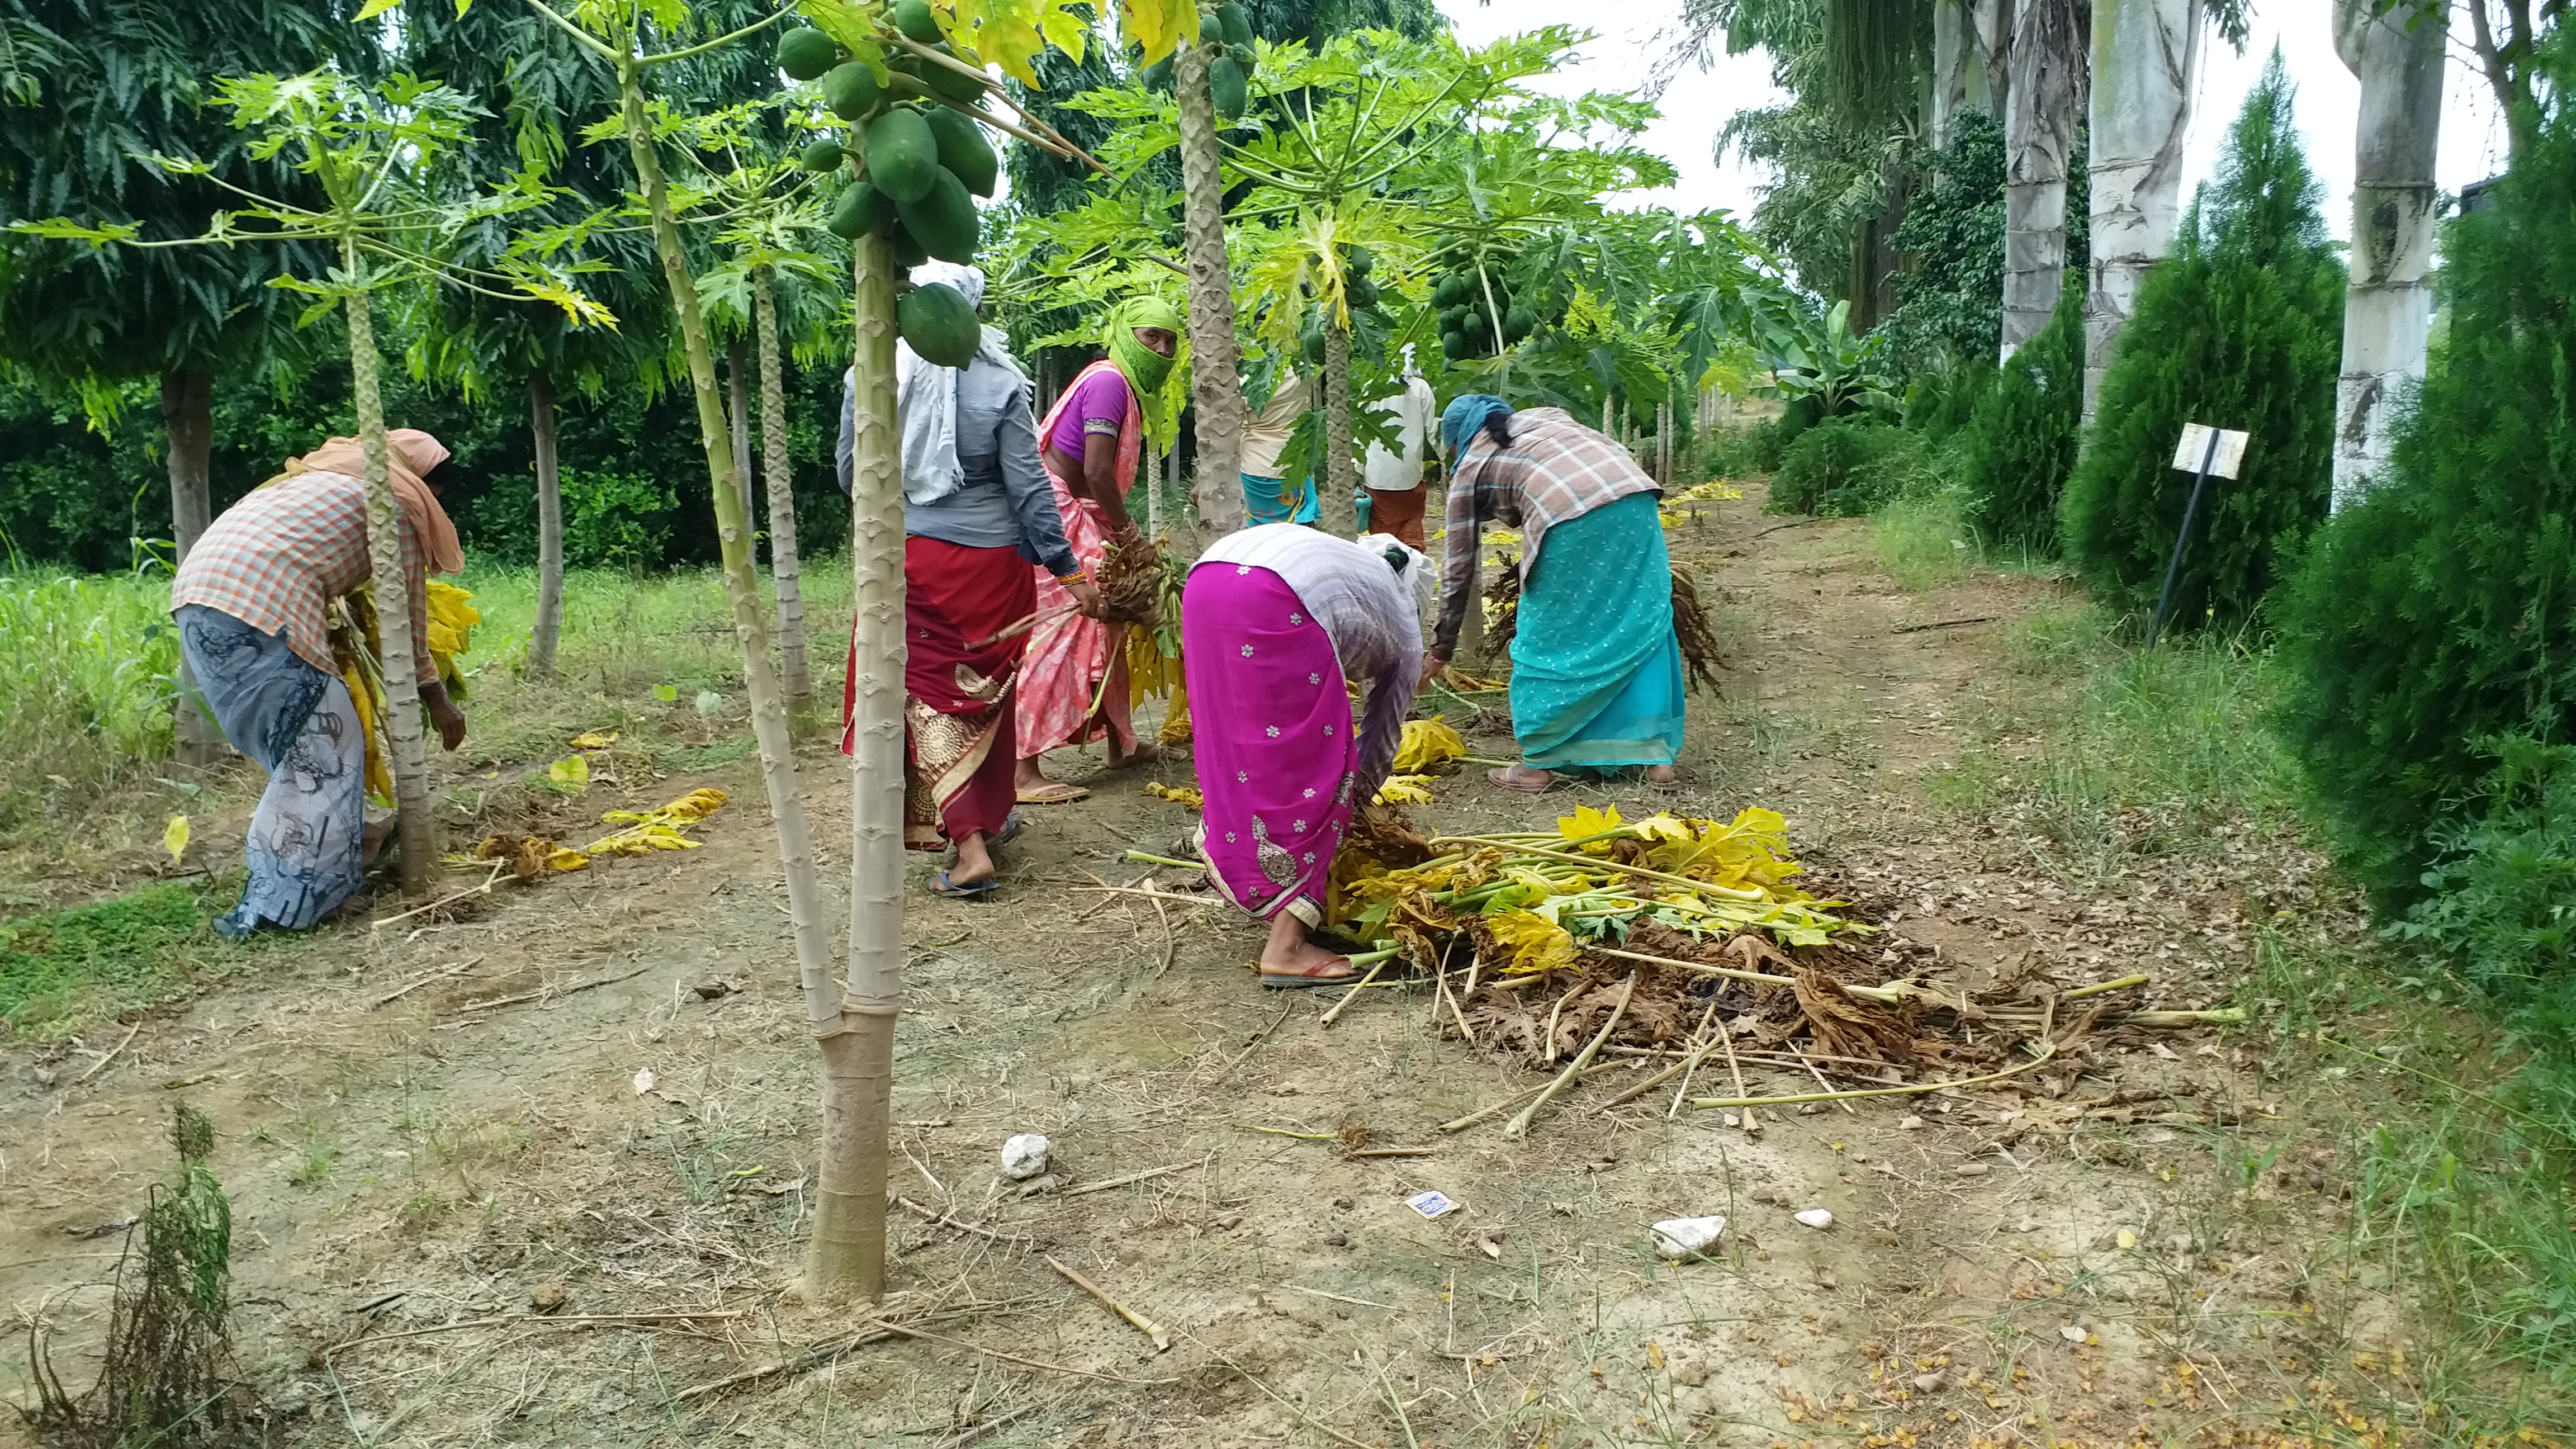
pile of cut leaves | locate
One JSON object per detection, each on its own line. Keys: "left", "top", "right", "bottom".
{"left": 1328, "top": 806, "right": 2244, "bottom": 1125}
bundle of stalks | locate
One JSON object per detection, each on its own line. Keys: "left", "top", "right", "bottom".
{"left": 1670, "top": 567, "right": 1725, "bottom": 694}
{"left": 1097, "top": 532, "right": 1170, "bottom": 626}
{"left": 1482, "top": 556, "right": 1523, "bottom": 654}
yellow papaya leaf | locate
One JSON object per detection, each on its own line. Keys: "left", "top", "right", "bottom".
{"left": 548, "top": 849, "right": 591, "bottom": 872}
{"left": 1115, "top": 0, "right": 1200, "bottom": 65}
{"left": 1485, "top": 909, "right": 1578, "bottom": 975}
{"left": 1373, "top": 774, "right": 1436, "bottom": 806}
{"left": 163, "top": 814, "right": 190, "bottom": 865}
{"left": 424, "top": 581, "right": 480, "bottom": 657}
{"left": 1631, "top": 813, "right": 1696, "bottom": 842}
{"left": 547, "top": 754, "right": 590, "bottom": 789}
{"left": 568, "top": 729, "right": 619, "bottom": 750}
{"left": 1557, "top": 804, "right": 1623, "bottom": 850}
{"left": 1391, "top": 718, "right": 1466, "bottom": 774}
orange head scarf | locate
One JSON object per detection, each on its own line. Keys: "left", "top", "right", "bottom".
{"left": 279, "top": 429, "right": 464, "bottom": 575}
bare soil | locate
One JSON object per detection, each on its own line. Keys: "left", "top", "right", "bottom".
{"left": 3, "top": 485, "right": 2408, "bottom": 1448}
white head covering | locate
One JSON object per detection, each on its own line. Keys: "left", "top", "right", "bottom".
{"left": 1360, "top": 532, "right": 1437, "bottom": 613}
{"left": 896, "top": 262, "right": 1021, "bottom": 506}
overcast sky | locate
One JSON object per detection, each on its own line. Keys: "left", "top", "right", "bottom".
{"left": 1436, "top": 0, "right": 2509, "bottom": 244}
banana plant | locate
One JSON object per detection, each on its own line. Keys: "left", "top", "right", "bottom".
{"left": 1758, "top": 298, "right": 1899, "bottom": 418}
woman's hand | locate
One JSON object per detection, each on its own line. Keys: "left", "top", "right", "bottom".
{"left": 422, "top": 680, "right": 467, "bottom": 751}
{"left": 1067, "top": 578, "right": 1109, "bottom": 619}
{"left": 1416, "top": 654, "right": 1448, "bottom": 697}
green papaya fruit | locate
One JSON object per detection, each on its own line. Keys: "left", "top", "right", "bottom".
{"left": 900, "top": 280, "right": 981, "bottom": 367}
{"left": 921, "top": 43, "right": 983, "bottom": 101}
{"left": 1200, "top": 13, "right": 1225, "bottom": 42}
{"left": 865, "top": 106, "right": 939, "bottom": 203}
{"left": 1218, "top": 4, "right": 1253, "bottom": 49}
{"left": 893, "top": 0, "right": 943, "bottom": 44}
{"left": 1345, "top": 276, "right": 1379, "bottom": 311}
{"left": 922, "top": 105, "right": 999, "bottom": 197}
{"left": 1344, "top": 244, "right": 1374, "bottom": 279}
{"left": 1441, "top": 329, "right": 1471, "bottom": 361}
{"left": 799, "top": 137, "right": 849, "bottom": 173}
{"left": 1139, "top": 55, "right": 1173, "bottom": 92}
{"left": 897, "top": 165, "right": 980, "bottom": 264}
{"left": 1461, "top": 307, "right": 1489, "bottom": 343}
{"left": 1504, "top": 303, "right": 1536, "bottom": 342}
{"left": 1209, "top": 56, "right": 1248, "bottom": 120}
{"left": 776, "top": 27, "right": 842, "bottom": 82}
{"left": 889, "top": 222, "right": 930, "bottom": 270}
{"left": 1303, "top": 329, "right": 1325, "bottom": 368}
{"left": 826, "top": 182, "right": 892, "bottom": 240}
{"left": 1229, "top": 42, "right": 1255, "bottom": 68}
{"left": 822, "top": 61, "right": 881, "bottom": 121}
{"left": 1432, "top": 273, "right": 1470, "bottom": 309}
{"left": 1437, "top": 304, "right": 1467, "bottom": 334}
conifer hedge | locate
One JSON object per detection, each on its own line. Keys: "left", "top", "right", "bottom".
{"left": 2276, "top": 41, "right": 2576, "bottom": 909}
{"left": 2059, "top": 54, "right": 2343, "bottom": 632}
{"left": 1956, "top": 278, "right": 2084, "bottom": 555}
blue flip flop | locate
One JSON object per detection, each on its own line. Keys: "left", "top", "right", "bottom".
{"left": 929, "top": 870, "right": 1001, "bottom": 899}
{"left": 991, "top": 808, "right": 1029, "bottom": 848}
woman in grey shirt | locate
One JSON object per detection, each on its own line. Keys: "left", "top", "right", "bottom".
{"left": 839, "top": 262, "right": 1104, "bottom": 897}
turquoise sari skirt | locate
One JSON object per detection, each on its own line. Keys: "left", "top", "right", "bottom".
{"left": 1509, "top": 492, "right": 1684, "bottom": 771}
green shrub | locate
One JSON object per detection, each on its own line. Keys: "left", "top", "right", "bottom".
{"left": 558, "top": 467, "right": 677, "bottom": 571}
{"left": 0, "top": 569, "right": 176, "bottom": 832}
{"left": 1885, "top": 110, "right": 2006, "bottom": 373}
{"left": 2275, "top": 40, "right": 2576, "bottom": 907}
{"left": 2059, "top": 51, "right": 2343, "bottom": 633}
{"left": 1772, "top": 415, "right": 1921, "bottom": 517}
{"left": 1955, "top": 278, "right": 2084, "bottom": 554}
{"left": 2388, "top": 737, "right": 2576, "bottom": 1015}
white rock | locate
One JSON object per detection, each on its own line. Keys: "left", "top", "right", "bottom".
{"left": 1794, "top": 1208, "right": 1834, "bottom": 1229}
{"left": 1000, "top": 1133, "right": 1051, "bottom": 1180}
{"left": 2059, "top": 1324, "right": 2090, "bottom": 1343}
{"left": 631, "top": 1068, "right": 656, "bottom": 1096}
{"left": 1649, "top": 1215, "right": 1727, "bottom": 1259}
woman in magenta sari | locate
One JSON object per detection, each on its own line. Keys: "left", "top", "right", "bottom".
{"left": 1013, "top": 295, "right": 1182, "bottom": 805}
{"left": 1183, "top": 525, "right": 1430, "bottom": 985}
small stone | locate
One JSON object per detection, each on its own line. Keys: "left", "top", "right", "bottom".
{"left": 1209, "top": 1212, "right": 1243, "bottom": 1230}
{"left": 1912, "top": 1371, "right": 1947, "bottom": 1393}
{"left": 1794, "top": 1208, "right": 1834, "bottom": 1229}
{"left": 1722, "top": 1112, "right": 1741, "bottom": 1128}
{"left": 1000, "top": 1133, "right": 1050, "bottom": 1180}
{"left": 2059, "top": 1324, "right": 2089, "bottom": 1343}
{"left": 1813, "top": 1268, "right": 1838, "bottom": 1290}
{"left": 1798, "top": 1102, "right": 1825, "bottom": 1115}
{"left": 1331, "top": 1196, "right": 1354, "bottom": 1210}
{"left": 1324, "top": 1231, "right": 1349, "bottom": 1248}
{"left": 691, "top": 979, "right": 735, "bottom": 1001}
{"left": 529, "top": 1281, "right": 569, "bottom": 1314}
{"left": 1898, "top": 1114, "right": 1925, "bottom": 1130}
{"left": 1671, "top": 1352, "right": 1711, "bottom": 1388}
{"left": 31, "top": 1066, "right": 56, "bottom": 1088}
{"left": 1954, "top": 1162, "right": 1990, "bottom": 1177}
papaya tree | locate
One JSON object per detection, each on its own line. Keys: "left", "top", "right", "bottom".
{"left": 16, "top": 69, "right": 604, "bottom": 896}
{"left": 525, "top": 0, "right": 1171, "bottom": 1305}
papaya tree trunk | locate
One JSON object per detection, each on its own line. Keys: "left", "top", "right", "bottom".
{"left": 832, "top": 232, "right": 906, "bottom": 1303}
{"left": 2331, "top": 0, "right": 2445, "bottom": 509}
{"left": 341, "top": 244, "right": 431, "bottom": 899}
{"left": 753, "top": 267, "right": 815, "bottom": 727}
{"left": 529, "top": 370, "right": 565, "bottom": 679}
{"left": 2000, "top": 0, "right": 2082, "bottom": 360}
{"left": 163, "top": 366, "right": 225, "bottom": 765}
{"left": 1174, "top": 38, "right": 1247, "bottom": 546}
{"left": 613, "top": 60, "right": 851, "bottom": 1291}
{"left": 1320, "top": 322, "right": 1358, "bottom": 537}
{"left": 728, "top": 339, "right": 755, "bottom": 519}
{"left": 2085, "top": 0, "right": 2199, "bottom": 420}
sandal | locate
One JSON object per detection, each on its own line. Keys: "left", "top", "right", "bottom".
{"left": 1485, "top": 765, "right": 1563, "bottom": 795}
{"left": 991, "top": 808, "right": 1029, "bottom": 847}
{"left": 1017, "top": 780, "right": 1090, "bottom": 805}
{"left": 1258, "top": 956, "right": 1357, "bottom": 989}
{"left": 929, "top": 870, "right": 1002, "bottom": 899}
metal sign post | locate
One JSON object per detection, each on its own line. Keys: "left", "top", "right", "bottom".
{"left": 2144, "top": 423, "right": 2250, "bottom": 647}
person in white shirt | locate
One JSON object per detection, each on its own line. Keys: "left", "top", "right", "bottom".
{"left": 1357, "top": 355, "right": 1438, "bottom": 548}
{"left": 1237, "top": 368, "right": 1315, "bottom": 524}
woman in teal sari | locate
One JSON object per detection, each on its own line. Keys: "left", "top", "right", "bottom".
{"left": 1421, "top": 395, "right": 1683, "bottom": 792}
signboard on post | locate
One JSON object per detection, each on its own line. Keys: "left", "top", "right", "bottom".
{"left": 2145, "top": 423, "right": 2253, "bottom": 646}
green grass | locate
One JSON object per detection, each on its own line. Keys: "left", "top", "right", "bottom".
{"left": 0, "top": 879, "right": 256, "bottom": 1035}
{"left": 0, "top": 569, "right": 180, "bottom": 833}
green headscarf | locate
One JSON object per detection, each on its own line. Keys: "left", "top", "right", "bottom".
{"left": 1104, "top": 295, "right": 1182, "bottom": 400}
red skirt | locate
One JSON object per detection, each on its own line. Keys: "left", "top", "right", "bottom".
{"left": 845, "top": 537, "right": 1034, "bottom": 849}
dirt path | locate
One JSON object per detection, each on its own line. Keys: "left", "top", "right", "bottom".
{"left": 2, "top": 486, "right": 2385, "bottom": 1447}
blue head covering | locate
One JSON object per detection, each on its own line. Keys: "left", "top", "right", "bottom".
{"left": 1441, "top": 394, "right": 1513, "bottom": 461}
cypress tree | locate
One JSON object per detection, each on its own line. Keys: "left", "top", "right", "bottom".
{"left": 1956, "top": 276, "right": 2085, "bottom": 554}
{"left": 2059, "top": 53, "right": 2344, "bottom": 631}
{"left": 2275, "top": 36, "right": 2576, "bottom": 908}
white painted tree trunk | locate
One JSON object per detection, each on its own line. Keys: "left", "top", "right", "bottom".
{"left": 2331, "top": 0, "right": 2446, "bottom": 509}
{"left": 1933, "top": 0, "right": 2012, "bottom": 144}
{"left": 2085, "top": 0, "right": 2201, "bottom": 420}
{"left": 1999, "top": 0, "right": 2083, "bottom": 360}
{"left": 1175, "top": 39, "right": 1247, "bottom": 547}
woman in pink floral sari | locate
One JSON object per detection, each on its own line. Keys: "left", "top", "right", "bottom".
{"left": 1014, "top": 295, "right": 1182, "bottom": 804}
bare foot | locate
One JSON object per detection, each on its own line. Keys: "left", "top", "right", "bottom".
{"left": 1257, "top": 912, "right": 1353, "bottom": 982}
{"left": 1104, "top": 738, "right": 1160, "bottom": 771}
{"left": 1644, "top": 764, "right": 1679, "bottom": 787}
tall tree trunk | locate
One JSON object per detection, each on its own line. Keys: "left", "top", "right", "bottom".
{"left": 528, "top": 371, "right": 565, "bottom": 679}
{"left": 614, "top": 63, "right": 856, "bottom": 1296}
{"left": 835, "top": 231, "right": 906, "bottom": 1303}
{"left": 752, "top": 267, "right": 815, "bottom": 727}
{"left": 1175, "top": 39, "right": 1247, "bottom": 546}
{"left": 163, "top": 367, "right": 224, "bottom": 765}
{"left": 340, "top": 247, "right": 430, "bottom": 899}
{"left": 2085, "top": 0, "right": 2200, "bottom": 421}
{"left": 1320, "top": 322, "right": 1358, "bottom": 537}
{"left": 2331, "top": 0, "right": 2445, "bottom": 509}
{"left": 1974, "top": 0, "right": 2015, "bottom": 119}
{"left": 728, "top": 339, "right": 754, "bottom": 518}
{"left": 1999, "top": 0, "right": 2083, "bottom": 360}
